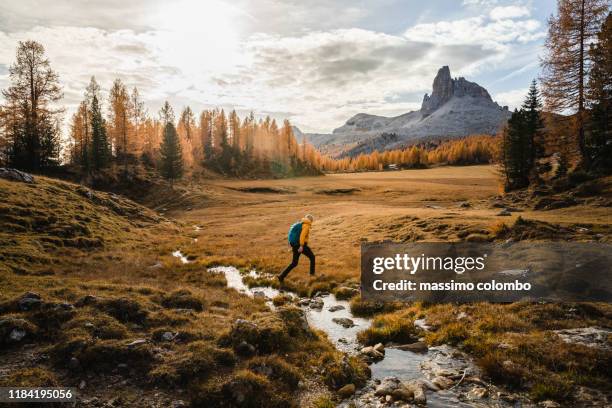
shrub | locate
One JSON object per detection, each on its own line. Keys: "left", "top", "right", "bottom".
{"left": 161, "top": 289, "right": 204, "bottom": 311}
{"left": 219, "top": 315, "right": 289, "bottom": 354}
{"left": 318, "top": 352, "right": 370, "bottom": 390}
{"left": 96, "top": 297, "right": 148, "bottom": 324}
{"left": 0, "top": 368, "right": 58, "bottom": 387}
{"left": 334, "top": 286, "right": 359, "bottom": 300}
{"left": 248, "top": 356, "right": 303, "bottom": 390}
{"left": 349, "top": 297, "right": 403, "bottom": 317}
{"left": 357, "top": 314, "right": 418, "bottom": 345}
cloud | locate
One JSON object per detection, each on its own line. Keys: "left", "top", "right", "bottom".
{"left": 490, "top": 5, "right": 530, "bottom": 20}
{"left": 495, "top": 88, "right": 527, "bottom": 110}
{"left": 234, "top": 28, "right": 498, "bottom": 131}
{"left": 0, "top": 0, "right": 550, "bottom": 133}
{"left": 462, "top": 0, "right": 498, "bottom": 6}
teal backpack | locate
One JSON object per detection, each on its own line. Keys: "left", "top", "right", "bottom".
{"left": 288, "top": 221, "right": 302, "bottom": 246}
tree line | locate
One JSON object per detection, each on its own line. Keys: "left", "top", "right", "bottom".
{"left": 319, "top": 135, "right": 497, "bottom": 172}
{"left": 0, "top": 41, "right": 324, "bottom": 181}
{"left": 501, "top": 1, "right": 611, "bottom": 190}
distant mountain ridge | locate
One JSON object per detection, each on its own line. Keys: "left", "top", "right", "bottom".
{"left": 297, "top": 66, "right": 512, "bottom": 157}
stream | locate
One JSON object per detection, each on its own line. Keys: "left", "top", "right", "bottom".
{"left": 205, "top": 265, "right": 529, "bottom": 408}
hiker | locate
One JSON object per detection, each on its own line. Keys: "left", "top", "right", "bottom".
{"left": 278, "top": 214, "right": 315, "bottom": 283}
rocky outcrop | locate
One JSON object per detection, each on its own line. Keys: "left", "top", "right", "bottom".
{"left": 0, "top": 168, "right": 34, "bottom": 183}
{"left": 421, "top": 66, "right": 492, "bottom": 116}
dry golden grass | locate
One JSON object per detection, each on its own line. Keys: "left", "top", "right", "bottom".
{"left": 0, "top": 175, "right": 357, "bottom": 407}
{"left": 172, "top": 166, "right": 610, "bottom": 294}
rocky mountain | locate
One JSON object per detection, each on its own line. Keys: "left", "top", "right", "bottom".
{"left": 300, "top": 66, "right": 512, "bottom": 157}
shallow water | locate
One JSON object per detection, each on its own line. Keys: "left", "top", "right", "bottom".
{"left": 207, "top": 265, "right": 504, "bottom": 407}
{"left": 172, "top": 250, "right": 190, "bottom": 264}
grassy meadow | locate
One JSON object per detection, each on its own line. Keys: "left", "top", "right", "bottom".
{"left": 1, "top": 164, "right": 611, "bottom": 405}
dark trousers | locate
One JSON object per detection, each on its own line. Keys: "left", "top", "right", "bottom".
{"left": 280, "top": 244, "right": 315, "bottom": 279}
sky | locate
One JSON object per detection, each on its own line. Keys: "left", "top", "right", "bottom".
{"left": 0, "top": 0, "right": 557, "bottom": 133}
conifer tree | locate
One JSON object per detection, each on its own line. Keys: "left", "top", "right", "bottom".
{"left": 522, "top": 80, "right": 546, "bottom": 181}
{"left": 587, "top": 12, "right": 612, "bottom": 171}
{"left": 501, "top": 109, "right": 531, "bottom": 190}
{"left": 541, "top": 0, "right": 609, "bottom": 167}
{"left": 90, "top": 94, "right": 109, "bottom": 170}
{"left": 0, "top": 40, "right": 62, "bottom": 171}
{"left": 159, "top": 102, "right": 183, "bottom": 183}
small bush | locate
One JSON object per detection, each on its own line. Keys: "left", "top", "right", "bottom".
{"left": 220, "top": 315, "right": 289, "bottom": 354}
{"left": 96, "top": 297, "right": 148, "bottom": 324}
{"left": 0, "top": 316, "right": 37, "bottom": 346}
{"left": 74, "top": 339, "right": 155, "bottom": 373}
{"left": 0, "top": 367, "right": 58, "bottom": 387}
{"left": 192, "top": 370, "right": 293, "bottom": 408}
{"left": 426, "top": 322, "right": 470, "bottom": 346}
{"left": 248, "top": 356, "right": 303, "bottom": 390}
{"left": 334, "top": 286, "right": 359, "bottom": 300}
{"left": 349, "top": 297, "right": 403, "bottom": 317}
{"left": 64, "top": 314, "right": 128, "bottom": 340}
{"left": 357, "top": 314, "right": 418, "bottom": 346}
{"left": 318, "top": 352, "right": 370, "bottom": 390}
{"left": 161, "top": 289, "right": 204, "bottom": 311}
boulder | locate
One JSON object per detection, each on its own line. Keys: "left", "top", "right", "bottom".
{"left": 9, "top": 328, "right": 27, "bottom": 342}
{"left": 126, "top": 339, "right": 147, "bottom": 348}
{"left": 18, "top": 297, "right": 43, "bottom": 311}
{"left": 467, "top": 386, "right": 488, "bottom": 399}
{"left": 252, "top": 291, "right": 266, "bottom": 299}
{"left": 0, "top": 168, "right": 34, "bottom": 183}
{"left": 332, "top": 317, "right": 356, "bottom": 328}
{"left": 431, "top": 376, "right": 454, "bottom": 390}
{"left": 0, "top": 318, "right": 35, "bottom": 345}
{"left": 161, "top": 332, "right": 175, "bottom": 342}
{"left": 360, "top": 346, "right": 384, "bottom": 361}
{"left": 309, "top": 298, "right": 324, "bottom": 310}
{"left": 328, "top": 305, "right": 345, "bottom": 312}
{"left": 396, "top": 341, "right": 427, "bottom": 353}
{"left": 374, "top": 377, "right": 401, "bottom": 396}
{"left": 337, "top": 383, "right": 356, "bottom": 398}
{"left": 235, "top": 341, "right": 256, "bottom": 357}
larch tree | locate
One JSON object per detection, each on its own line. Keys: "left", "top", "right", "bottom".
{"left": 130, "top": 87, "right": 146, "bottom": 153}
{"left": 108, "top": 78, "right": 131, "bottom": 171}
{"left": 587, "top": 12, "right": 612, "bottom": 171}
{"left": 540, "top": 0, "right": 609, "bottom": 168}
{"left": 178, "top": 106, "right": 196, "bottom": 167}
{"left": 1, "top": 40, "right": 62, "bottom": 171}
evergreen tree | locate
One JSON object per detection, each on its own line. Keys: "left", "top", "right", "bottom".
{"left": 160, "top": 121, "right": 183, "bottom": 183}
{"left": 90, "top": 95, "right": 109, "bottom": 170}
{"left": 522, "top": 80, "right": 546, "bottom": 181}
{"left": 501, "top": 109, "right": 531, "bottom": 190}
{"left": 0, "top": 40, "right": 62, "bottom": 171}
{"left": 587, "top": 12, "right": 612, "bottom": 172}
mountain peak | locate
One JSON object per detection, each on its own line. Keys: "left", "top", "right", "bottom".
{"left": 421, "top": 66, "right": 493, "bottom": 116}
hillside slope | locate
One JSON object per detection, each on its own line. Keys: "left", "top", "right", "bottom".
{"left": 0, "top": 171, "right": 361, "bottom": 407}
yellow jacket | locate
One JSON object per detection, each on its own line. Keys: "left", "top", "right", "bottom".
{"left": 299, "top": 218, "right": 312, "bottom": 246}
